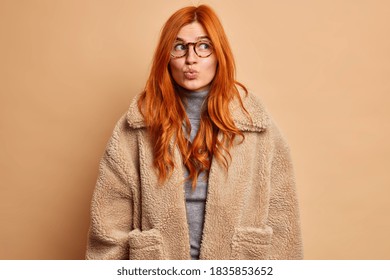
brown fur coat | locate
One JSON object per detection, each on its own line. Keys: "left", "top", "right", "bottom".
{"left": 86, "top": 92, "right": 303, "bottom": 260}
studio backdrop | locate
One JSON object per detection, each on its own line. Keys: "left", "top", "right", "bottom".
{"left": 1, "top": 0, "right": 389, "bottom": 259}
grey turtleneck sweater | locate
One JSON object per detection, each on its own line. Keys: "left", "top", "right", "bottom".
{"left": 179, "top": 88, "right": 209, "bottom": 260}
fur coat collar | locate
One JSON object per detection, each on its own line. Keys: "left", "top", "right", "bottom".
{"left": 125, "top": 91, "right": 269, "bottom": 132}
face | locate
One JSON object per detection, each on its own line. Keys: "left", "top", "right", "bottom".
{"left": 169, "top": 22, "right": 217, "bottom": 92}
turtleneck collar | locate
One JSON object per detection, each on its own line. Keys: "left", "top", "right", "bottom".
{"left": 176, "top": 86, "right": 209, "bottom": 120}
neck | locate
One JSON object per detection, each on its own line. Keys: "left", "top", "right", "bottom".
{"left": 176, "top": 85, "right": 209, "bottom": 121}
{"left": 176, "top": 85, "right": 210, "bottom": 96}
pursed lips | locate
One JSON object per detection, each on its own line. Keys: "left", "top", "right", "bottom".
{"left": 183, "top": 69, "right": 198, "bottom": 80}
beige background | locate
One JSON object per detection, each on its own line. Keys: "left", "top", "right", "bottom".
{"left": 1, "top": 0, "right": 389, "bottom": 259}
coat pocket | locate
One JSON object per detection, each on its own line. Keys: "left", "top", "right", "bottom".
{"left": 128, "top": 228, "right": 165, "bottom": 260}
{"left": 231, "top": 226, "right": 273, "bottom": 260}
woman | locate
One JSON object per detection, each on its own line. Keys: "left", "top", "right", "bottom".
{"left": 86, "top": 5, "right": 303, "bottom": 260}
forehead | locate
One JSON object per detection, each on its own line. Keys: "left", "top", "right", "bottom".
{"left": 176, "top": 22, "right": 208, "bottom": 41}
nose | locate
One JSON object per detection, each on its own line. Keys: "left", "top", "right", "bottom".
{"left": 185, "top": 45, "right": 197, "bottom": 64}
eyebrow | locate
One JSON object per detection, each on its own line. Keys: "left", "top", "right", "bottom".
{"left": 175, "top": 36, "right": 210, "bottom": 42}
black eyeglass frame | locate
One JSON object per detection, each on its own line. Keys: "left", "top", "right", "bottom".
{"left": 170, "top": 40, "right": 214, "bottom": 58}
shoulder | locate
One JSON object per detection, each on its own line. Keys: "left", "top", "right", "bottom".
{"left": 125, "top": 93, "right": 146, "bottom": 129}
{"left": 104, "top": 94, "right": 145, "bottom": 162}
{"left": 230, "top": 88, "right": 271, "bottom": 132}
{"left": 232, "top": 88, "right": 290, "bottom": 148}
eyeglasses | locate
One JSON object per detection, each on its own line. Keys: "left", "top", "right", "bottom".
{"left": 170, "top": 40, "right": 214, "bottom": 58}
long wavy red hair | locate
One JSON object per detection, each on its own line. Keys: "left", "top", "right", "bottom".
{"left": 138, "top": 5, "right": 249, "bottom": 187}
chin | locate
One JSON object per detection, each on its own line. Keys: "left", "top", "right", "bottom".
{"left": 181, "top": 83, "right": 207, "bottom": 92}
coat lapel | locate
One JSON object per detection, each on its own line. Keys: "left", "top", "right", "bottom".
{"left": 199, "top": 91, "right": 270, "bottom": 259}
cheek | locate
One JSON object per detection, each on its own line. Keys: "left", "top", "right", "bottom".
{"left": 204, "top": 59, "right": 217, "bottom": 77}
{"left": 169, "top": 60, "right": 182, "bottom": 77}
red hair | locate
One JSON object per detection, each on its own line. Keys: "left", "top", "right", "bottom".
{"left": 138, "top": 5, "right": 249, "bottom": 188}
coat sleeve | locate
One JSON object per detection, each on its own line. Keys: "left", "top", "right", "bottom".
{"left": 86, "top": 118, "right": 134, "bottom": 260}
{"left": 267, "top": 122, "right": 304, "bottom": 259}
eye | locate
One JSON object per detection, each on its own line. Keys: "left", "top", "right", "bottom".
{"left": 173, "top": 43, "right": 186, "bottom": 51}
{"left": 197, "top": 41, "right": 211, "bottom": 50}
